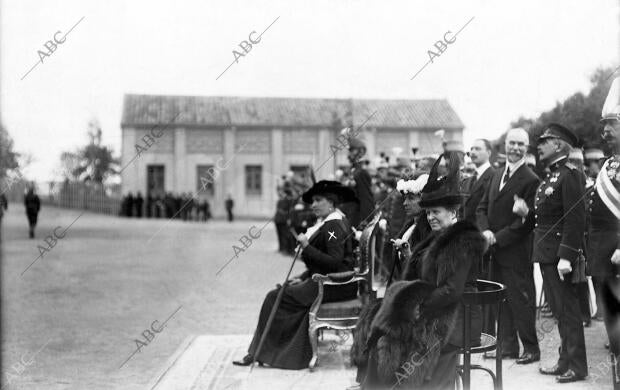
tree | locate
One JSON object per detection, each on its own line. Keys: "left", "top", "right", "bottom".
{"left": 500, "top": 67, "right": 614, "bottom": 152}
{"left": 65, "top": 119, "right": 119, "bottom": 183}
{"left": 0, "top": 125, "right": 19, "bottom": 179}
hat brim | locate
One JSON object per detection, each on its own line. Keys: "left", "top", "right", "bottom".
{"left": 302, "top": 184, "right": 358, "bottom": 204}
{"left": 418, "top": 194, "right": 464, "bottom": 208}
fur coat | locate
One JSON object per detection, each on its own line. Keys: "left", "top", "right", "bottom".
{"left": 351, "top": 220, "right": 486, "bottom": 388}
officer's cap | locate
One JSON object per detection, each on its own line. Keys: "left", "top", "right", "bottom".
{"left": 538, "top": 123, "right": 579, "bottom": 148}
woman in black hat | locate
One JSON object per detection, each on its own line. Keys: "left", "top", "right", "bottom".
{"left": 233, "top": 180, "right": 359, "bottom": 369}
{"left": 359, "top": 152, "right": 486, "bottom": 389}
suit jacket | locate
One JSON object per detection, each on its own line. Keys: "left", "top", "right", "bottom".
{"left": 532, "top": 157, "right": 586, "bottom": 265}
{"left": 476, "top": 163, "right": 540, "bottom": 268}
{"left": 462, "top": 166, "right": 495, "bottom": 223}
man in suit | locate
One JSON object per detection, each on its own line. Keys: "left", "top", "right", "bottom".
{"left": 463, "top": 139, "right": 494, "bottom": 224}
{"left": 522, "top": 123, "right": 587, "bottom": 383}
{"left": 476, "top": 128, "right": 541, "bottom": 364}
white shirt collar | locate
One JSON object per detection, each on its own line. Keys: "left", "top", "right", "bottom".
{"left": 505, "top": 158, "right": 525, "bottom": 176}
{"left": 475, "top": 161, "right": 491, "bottom": 178}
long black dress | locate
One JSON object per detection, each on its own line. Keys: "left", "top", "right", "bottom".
{"left": 246, "top": 212, "right": 358, "bottom": 369}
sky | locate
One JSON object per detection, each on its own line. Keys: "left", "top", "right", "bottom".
{"left": 2, "top": 0, "right": 618, "bottom": 182}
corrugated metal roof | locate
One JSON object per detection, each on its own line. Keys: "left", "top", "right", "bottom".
{"left": 121, "top": 94, "right": 464, "bottom": 129}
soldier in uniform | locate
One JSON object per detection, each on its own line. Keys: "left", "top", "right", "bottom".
{"left": 588, "top": 77, "right": 620, "bottom": 388}
{"left": 525, "top": 123, "right": 588, "bottom": 383}
{"left": 343, "top": 133, "right": 374, "bottom": 230}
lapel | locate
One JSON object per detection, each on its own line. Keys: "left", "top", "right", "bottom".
{"left": 488, "top": 169, "right": 502, "bottom": 203}
{"left": 469, "top": 167, "right": 493, "bottom": 198}
{"left": 496, "top": 164, "right": 526, "bottom": 199}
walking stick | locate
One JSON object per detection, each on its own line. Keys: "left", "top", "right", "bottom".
{"left": 250, "top": 229, "right": 303, "bottom": 371}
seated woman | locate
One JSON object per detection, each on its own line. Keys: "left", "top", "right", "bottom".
{"left": 389, "top": 173, "right": 432, "bottom": 281}
{"left": 351, "top": 171, "right": 431, "bottom": 384}
{"left": 358, "top": 152, "right": 486, "bottom": 389}
{"left": 233, "top": 180, "right": 359, "bottom": 369}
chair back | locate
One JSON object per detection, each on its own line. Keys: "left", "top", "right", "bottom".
{"left": 462, "top": 279, "right": 507, "bottom": 306}
{"left": 357, "top": 212, "right": 382, "bottom": 301}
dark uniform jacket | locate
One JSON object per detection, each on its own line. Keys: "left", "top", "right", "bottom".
{"left": 344, "top": 166, "right": 374, "bottom": 229}
{"left": 532, "top": 156, "right": 586, "bottom": 265}
{"left": 476, "top": 163, "right": 540, "bottom": 268}
{"left": 462, "top": 165, "right": 495, "bottom": 223}
{"left": 587, "top": 155, "right": 620, "bottom": 277}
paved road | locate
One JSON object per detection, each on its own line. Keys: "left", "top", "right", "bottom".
{"left": 0, "top": 203, "right": 616, "bottom": 389}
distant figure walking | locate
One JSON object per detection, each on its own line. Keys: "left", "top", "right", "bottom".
{"left": 0, "top": 193, "right": 7, "bottom": 241}
{"left": 225, "top": 194, "right": 234, "bottom": 222}
{"left": 24, "top": 186, "right": 41, "bottom": 239}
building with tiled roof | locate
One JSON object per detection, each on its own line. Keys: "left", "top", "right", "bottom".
{"left": 120, "top": 94, "right": 464, "bottom": 217}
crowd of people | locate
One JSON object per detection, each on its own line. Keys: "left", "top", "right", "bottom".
{"left": 245, "top": 79, "right": 620, "bottom": 389}
{"left": 118, "top": 192, "right": 214, "bottom": 221}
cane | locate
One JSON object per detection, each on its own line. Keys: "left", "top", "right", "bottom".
{"left": 250, "top": 230, "right": 304, "bottom": 371}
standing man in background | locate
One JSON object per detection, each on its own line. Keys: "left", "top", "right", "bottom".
{"left": 225, "top": 194, "right": 234, "bottom": 222}
{"left": 24, "top": 184, "right": 41, "bottom": 239}
{"left": 477, "top": 128, "right": 541, "bottom": 364}
{"left": 462, "top": 139, "right": 495, "bottom": 224}
{"left": 343, "top": 133, "right": 374, "bottom": 230}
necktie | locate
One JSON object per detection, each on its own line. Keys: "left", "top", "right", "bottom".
{"left": 502, "top": 167, "right": 511, "bottom": 185}
{"left": 499, "top": 167, "right": 510, "bottom": 191}
{"left": 472, "top": 170, "right": 478, "bottom": 182}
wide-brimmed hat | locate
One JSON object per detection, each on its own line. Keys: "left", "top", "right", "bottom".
{"left": 419, "top": 152, "right": 464, "bottom": 208}
{"left": 301, "top": 180, "right": 358, "bottom": 204}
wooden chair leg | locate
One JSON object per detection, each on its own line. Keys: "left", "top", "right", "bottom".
{"left": 308, "top": 323, "right": 319, "bottom": 371}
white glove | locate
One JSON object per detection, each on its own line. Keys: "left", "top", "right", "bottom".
{"left": 378, "top": 218, "right": 387, "bottom": 231}
{"left": 557, "top": 259, "right": 572, "bottom": 281}
{"left": 512, "top": 195, "right": 529, "bottom": 218}
{"left": 353, "top": 228, "right": 362, "bottom": 241}
{"left": 611, "top": 249, "right": 620, "bottom": 265}
{"left": 482, "top": 230, "right": 496, "bottom": 246}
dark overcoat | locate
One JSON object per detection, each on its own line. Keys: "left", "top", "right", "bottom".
{"left": 355, "top": 220, "right": 485, "bottom": 388}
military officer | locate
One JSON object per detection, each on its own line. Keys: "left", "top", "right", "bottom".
{"left": 340, "top": 130, "right": 374, "bottom": 230}
{"left": 527, "top": 123, "right": 588, "bottom": 383}
{"left": 588, "top": 77, "right": 620, "bottom": 389}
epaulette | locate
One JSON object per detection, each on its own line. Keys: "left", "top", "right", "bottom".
{"left": 565, "top": 162, "right": 577, "bottom": 170}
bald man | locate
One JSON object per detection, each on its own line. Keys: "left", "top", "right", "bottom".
{"left": 477, "top": 128, "right": 541, "bottom": 364}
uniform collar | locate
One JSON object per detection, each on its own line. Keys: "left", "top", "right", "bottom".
{"left": 548, "top": 155, "right": 568, "bottom": 172}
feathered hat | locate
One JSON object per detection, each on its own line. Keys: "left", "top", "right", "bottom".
{"left": 396, "top": 174, "right": 429, "bottom": 196}
{"left": 602, "top": 77, "right": 620, "bottom": 122}
{"left": 418, "top": 151, "right": 463, "bottom": 208}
